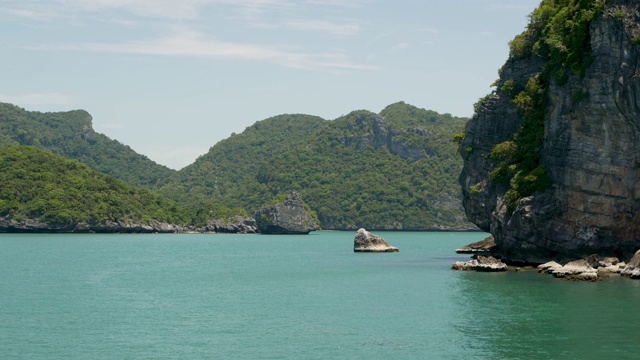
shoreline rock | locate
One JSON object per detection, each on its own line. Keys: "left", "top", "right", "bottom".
{"left": 353, "top": 228, "right": 398, "bottom": 253}
{"left": 621, "top": 250, "right": 640, "bottom": 279}
{"left": 456, "top": 251, "right": 638, "bottom": 281}
{"left": 0, "top": 216, "right": 258, "bottom": 234}
{"left": 451, "top": 255, "right": 507, "bottom": 272}
{"left": 550, "top": 259, "right": 599, "bottom": 282}
{"left": 455, "top": 235, "right": 497, "bottom": 254}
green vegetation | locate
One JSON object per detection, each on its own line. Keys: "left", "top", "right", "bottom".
{"left": 0, "top": 101, "right": 468, "bottom": 230}
{"left": 0, "top": 145, "right": 189, "bottom": 225}
{"left": 508, "top": 0, "right": 604, "bottom": 81}
{"left": 488, "top": 0, "right": 604, "bottom": 212}
{"left": 0, "top": 102, "right": 175, "bottom": 187}
{"left": 158, "top": 102, "right": 468, "bottom": 229}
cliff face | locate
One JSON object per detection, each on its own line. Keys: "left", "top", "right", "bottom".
{"left": 460, "top": 1, "right": 640, "bottom": 263}
{"left": 343, "top": 111, "right": 433, "bottom": 161}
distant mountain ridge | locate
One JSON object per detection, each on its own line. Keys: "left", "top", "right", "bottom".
{"left": 0, "top": 100, "right": 473, "bottom": 231}
{"left": 158, "top": 102, "right": 474, "bottom": 230}
{"left": 0, "top": 102, "right": 174, "bottom": 187}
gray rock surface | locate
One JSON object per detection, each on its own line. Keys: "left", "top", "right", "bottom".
{"left": 455, "top": 235, "right": 497, "bottom": 254}
{"left": 353, "top": 228, "right": 399, "bottom": 252}
{"left": 551, "top": 259, "right": 599, "bottom": 282}
{"left": 255, "top": 192, "right": 320, "bottom": 234}
{"left": 459, "top": 2, "right": 640, "bottom": 263}
{"left": 451, "top": 255, "right": 507, "bottom": 272}
{"left": 621, "top": 250, "right": 640, "bottom": 279}
{"left": 537, "top": 261, "right": 563, "bottom": 274}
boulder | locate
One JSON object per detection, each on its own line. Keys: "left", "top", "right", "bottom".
{"left": 255, "top": 192, "right": 320, "bottom": 234}
{"left": 621, "top": 250, "right": 640, "bottom": 279}
{"left": 537, "top": 261, "right": 562, "bottom": 274}
{"left": 455, "top": 235, "right": 497, "bottom": 254}
{"left": 353, "top": 228, "right": 398, "bottom": 253}
{"left": 451, "top": 255, "right": 507, "bottom": 272}
{"left": 552, "top": 259, "right": 599, "bottom": 281}
{"left": 597, "top": 257, "right": 623, "bottom": 274}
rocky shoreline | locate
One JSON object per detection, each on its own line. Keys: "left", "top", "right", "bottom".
{"left": 452, "top": 237, "right": 640, "bottom": 282}
{"left": 0, "top": 216, "right": 258, "bottom": 234}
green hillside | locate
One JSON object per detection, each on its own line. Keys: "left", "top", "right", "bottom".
{"left": 0, "top": 102, "right": 175, "bottom": 187}
{"left": 0, "top": 145, "right": 188, "bottom": 226}
{"left": 158, "top": 102, "right": 470, "bottom": 230}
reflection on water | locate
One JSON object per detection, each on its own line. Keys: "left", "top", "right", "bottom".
{"left": 452, "top": 270, "right": 640, "bottom": 358}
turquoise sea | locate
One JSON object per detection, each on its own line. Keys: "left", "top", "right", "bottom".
{"left": 1, "top": 231, "right": 640, "bottom": 359}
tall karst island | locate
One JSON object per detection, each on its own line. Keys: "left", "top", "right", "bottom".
{"left": 458, "top": 0, "right": 640, "bottom": 264}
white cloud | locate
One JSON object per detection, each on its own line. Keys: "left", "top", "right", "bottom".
{"left": 0, "top": 93, "right": 76, "bottom": 106}
{"left": 49, "top": 28, "right": 377, "bottom": 71}
{"left": 285, "top": 20, "right": 361, "bottom": 36}
{"left": 3, "top": 0, "right": 297, "bottom": 22}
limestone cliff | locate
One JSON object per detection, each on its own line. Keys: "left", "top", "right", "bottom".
{"left": 255, "top": 192, "right": 320, "bottom": 234}
{"left": 459, "top": 1, "right": 640, "bottom": 263}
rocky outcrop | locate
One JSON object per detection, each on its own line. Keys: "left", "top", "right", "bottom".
{"left": 353, "top": 228, "right": 399, "bottom": 252}
{"left": 537, "top": 261, "right": 563, "bottom": 274}
{"left": 455, "top": 235, "right": 497, "bottom": 254}
{"left": 451, "top": 255, "right": 507, "bottom": 272}
{"left": 459, "top": 2, "right": 640, "bottom": 264}
{"left": 255, "top": 192, "right": 320, "bottom": 234}
{"left": 344, "top": 111, "right": 432, "bottom": 161}
{"left": 550, "top": 259, "right": 599, "bottom": 282}
{"left": 537, "top": 255, "right": 627, "bottom": 280}
{"left": 621, "top": 250, "right": 640, "bottom": 278}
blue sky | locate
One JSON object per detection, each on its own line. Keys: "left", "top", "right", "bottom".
{"left": 1, "top": 0, "right": 539, "bottom": 169}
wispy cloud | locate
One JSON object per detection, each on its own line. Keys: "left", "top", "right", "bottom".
{"left": 47, "top": 28, "right": 377, "bottom": 71}
{"left": 0, "top": 93, "right": 76, "bottom": 106}
{"left": 2, "top": 7, "right": 59, "bottom": 21}
{"left": 421, "top": 27, "right": 440, "bottom": 34}
{"left": 283, "top": 19, "right": 361, "bottom": 36}
{"left": 390, "top": 42, "right": 410, "bottom": 53}
{"left": 3, "top": 0, "right": 297, "bottom": 22}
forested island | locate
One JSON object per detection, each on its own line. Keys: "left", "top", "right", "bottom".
{"left": 0, "top": 101, "right": 474, "bottom": 232}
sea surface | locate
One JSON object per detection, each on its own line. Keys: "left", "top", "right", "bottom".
{"left": 1, "top": 231, "right": 639, "bottom": 359}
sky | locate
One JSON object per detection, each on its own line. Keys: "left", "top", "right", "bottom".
{"left": 1, "top": 0, "right": 540, "bottom": 170}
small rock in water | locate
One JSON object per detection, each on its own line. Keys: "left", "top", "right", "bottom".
{"left": 353, "top": 228, "right": 398, "bottom": 253}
